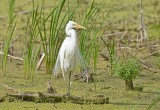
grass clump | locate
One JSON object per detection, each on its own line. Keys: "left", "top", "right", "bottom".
{"left": 114, "top": 58, "right": 140, "bottom": 90}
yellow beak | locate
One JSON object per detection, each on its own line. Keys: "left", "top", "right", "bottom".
{"left": 75, "top": 24, "right": 87, "bottom": 29}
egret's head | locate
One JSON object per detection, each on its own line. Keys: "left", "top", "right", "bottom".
{"left": 66, "top": 21, "right": 87, "bottom": 31}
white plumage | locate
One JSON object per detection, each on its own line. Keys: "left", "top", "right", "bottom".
{"left": 53, "top": 21, "right": 87, "bottom": 96}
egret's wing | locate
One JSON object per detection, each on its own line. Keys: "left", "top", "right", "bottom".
{"left": 53, "top": 38, "right": 67, "bottom": 76}
{"left": 53, "top": 53, "right": 61, "bottom": 75}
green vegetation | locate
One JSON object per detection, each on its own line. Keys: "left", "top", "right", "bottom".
{"left": 23, "top": 2, "right": 41, "bottom": 80}
{"left": 101, "top": 38, "right": 116, "bottom": 76}
{"left": 22, "top": 0, "right": 109, "bottom": 76}
{"left": 115, "top": 58, "right": 140, "bottom": 90}
{"left": 2, "top": 0, "right": 16, "bottom": 75}
{"left": 0, "top": 0, "right": 160, "bottom": 110}
{"left": 39, "top": 0, "right": 68, "bottom": 75}
{"left": 147, "top": 96, "right": 160, "bottom": 110}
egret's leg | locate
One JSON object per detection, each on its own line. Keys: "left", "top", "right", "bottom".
{"left": 67, "top": 71, "right": 71, "bottom": 96}
{"left": 62, "top": 70, "right": 66, "bottom": 83}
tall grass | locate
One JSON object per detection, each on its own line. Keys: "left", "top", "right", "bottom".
{"left": 23, "top": 0, "right": 81, "bottom": 78}
{"left": 79, "top": 0, "right": 110, "bottom": 73}
{"left": 38, "top": 0, "right": 84, "bottom": 75}
{"left": 2, "top": 0, "right": 115, "bottom": 78}
{"left": 2, "top": 0, "right": 16, "bottom": 76}
{"left": 37, "top": 0, "right": 110, "bottom": 75}
{"left": 101, "top": 38, "right": 115, "bottom": 75}
{"left": 23, "top": 2, "right": 41, "bottom": 80}
{"left": 38, "top": 0, "right": 69, "bottom": 75}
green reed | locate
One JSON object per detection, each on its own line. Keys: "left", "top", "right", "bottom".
{"left": 23, "top": 1, "right": 41, "bottom": 80}
{"left": 2, "top": 0, "right": 16, "bottom": 76}
{"left": 79, "top": 0, "right": 109, "bottom": 73}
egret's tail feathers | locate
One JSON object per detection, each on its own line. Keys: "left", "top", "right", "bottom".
{"left": 53, "top": 54, "right": 61, "bottom": 76}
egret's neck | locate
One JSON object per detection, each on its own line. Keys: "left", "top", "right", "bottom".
{"left": 66, "top": 29, "right": 78, "bottom": 42}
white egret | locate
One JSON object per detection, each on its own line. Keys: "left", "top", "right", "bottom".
{"left": 53, "top": 21, "right": 87, "bottom": 96}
